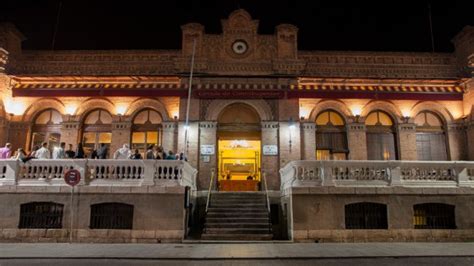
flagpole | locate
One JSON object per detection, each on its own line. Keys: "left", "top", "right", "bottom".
{"left": 183, "top": 39, "right": 197, "bottom": 159}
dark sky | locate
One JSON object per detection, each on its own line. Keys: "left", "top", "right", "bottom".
{"left": 1, "top": 0, "right": 473, "bottom": 52}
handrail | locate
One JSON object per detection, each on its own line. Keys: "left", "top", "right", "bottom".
{"left": 262, "top": 170, "right": 271, "bottom": 214}
{"left": 205, "top": 168, "right": 215, "bottom": 213}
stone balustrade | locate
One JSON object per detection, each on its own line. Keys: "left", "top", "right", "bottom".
{"left": 0, "top": 159, "right": 197, "bottom": 188}
{"left": 280, "top": 160, "right": 474, "bottom": 190}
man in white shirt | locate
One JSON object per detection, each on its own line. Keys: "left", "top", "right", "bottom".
{"left": 113, "top": 144, "right": 131, "bottom": 159}
{"left": 35, "top": 142, "right": 51, "bottom": 159}
{"left": 52, "top": 142, "right": 66, "bottom": 159}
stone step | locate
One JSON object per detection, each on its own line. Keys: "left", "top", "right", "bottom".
{"left": 204, "top": 228, "right": 272, "bottom": 234}
{"left": 210, "top": 203, "right": 267, "bottom": 208}
{"left": 205, "top": 217, "right": 270, "bottom": 223}
{"left": 201, "top": 233, "right": 273, "bottom": 241}
{"left": 206, "top": 212, "right": 269, "bottom": 218}
{"left": 207, "top": 208, "right": 268, "bottom": 213}
{"left": 205, "top": 223, "right": 271, "bottom": 229}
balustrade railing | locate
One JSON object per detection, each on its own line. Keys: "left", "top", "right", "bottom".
{"left": 0, "top": 159, "right": 197, "bottom": 188}
{"left": 280, "top": 160, "right": 474, "bottom": 190}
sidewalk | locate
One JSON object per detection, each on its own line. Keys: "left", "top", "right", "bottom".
{"left": 0, "top": 243, "right": 473, "bottom": 259}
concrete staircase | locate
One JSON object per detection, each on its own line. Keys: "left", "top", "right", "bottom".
{"left": 201, "top": 192, "right": 273, "bottom": 240}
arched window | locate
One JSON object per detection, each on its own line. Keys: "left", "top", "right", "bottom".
{"left": 82, "top": 109, "right": 112, "bottom": 157}
{"left": 131, "top": 109, "right": 162, "bottom": 156}
{"left": 415, "top": 111, "right": 448, "bottom": 161}
{"left": 345, "top": 202, "right": 388, "bottom": 229}
{"left": 90, "top": 202, "right": 134, "bottom": 229}
{"left": 413, "top": 203, "right": 455, "bottom": 229}
{"left": 19, "top": 202, "right": 64, "bottom": 229}
{"left": 315, "top": 110, "right": 348, "bottom": 160}
{"left": 31, "top": 109, "right": 63, "bottom": 150}
{"left": 365, "top": 110, "right": 398, "bottom": 160}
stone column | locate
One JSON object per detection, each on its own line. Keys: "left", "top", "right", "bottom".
{"left": 467, "top": 121, "right": 474, "bottom": 160}
{"left": 279, "top": 121, "right": 301, "bottom": 166}
{"left": 161, "top": 121, "right": 177, "bottom": 153}
{"left": 7, "top": 121, "right": 29, "bottom": 150}
{"left": 261, "top": 121, "right": 280, "bottom": 190}
{"left": 110, "top": 121, "right": 132, "bottom": 156}
{"left": 177, "top": 121, "right": 199, "bottom": 169}
{"left": 300, "top": 122, "right": 316, "bottom": 160}
{"left": 0, "top": 117, "right": 8, "bottom": 146}
{"left": 346, "top": 123, "right": 367, "bottom": 160}
{"left": 197, "top": 121, "right": 217, "bottom": 190}
{"left": 60, "top": 121, "right": 81, "bottom": 150}
{"left": 397, "top": 123, "right": 417, "bottom": 160}
{"left": 447, "top": 123, "right": 468, "bottom": 161}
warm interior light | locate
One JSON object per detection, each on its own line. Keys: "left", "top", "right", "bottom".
{"left": 401, "top": 109, "right": 411, "bottom": 118}
{"left": 4, "top": 98, "right": 26, "bottom": 116}
{"left": 65, "top": 105, "right": 77, "bottom": 115}
{"left": 350, "top": 105, "right": 362, "bottom": 116}
{"left": 116, "top": 105, "right": 127, "bottom": 116}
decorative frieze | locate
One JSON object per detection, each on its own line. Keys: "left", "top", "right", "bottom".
{"left": 261, "top": 121, "right": 279, "bottom": 129}
{"left": 398, "top": 123, "right": 416, "bottom": 132}
{"left": 0, "top": 48, "right": 7, "bottom": 73}
{"left": 112, "top": 121, "right": 132, "bottom": 130}
{"left": 199, "top": 121, "right": 217, "bottom": 129}
{"left": 347, "top": 123, "right": 366, "bottom": 131}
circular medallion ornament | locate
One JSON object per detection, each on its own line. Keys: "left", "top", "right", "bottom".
{"left": 232, "top": 40, "right": 248, "bottom": 55}
{"left": 64, "top": 169, "right": 81, "bottom": 187}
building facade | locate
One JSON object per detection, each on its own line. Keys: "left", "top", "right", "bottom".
{"left": 0, "top": 9, "right": 474, "bottom": 242}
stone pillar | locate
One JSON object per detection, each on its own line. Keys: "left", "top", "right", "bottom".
{"left": 197, "top": 121, "right": 217, "bottom": 190}
{"left": 397, "top": 123, "right": 417, "bottom": 160}
{"left": 300, "top": 122, "right": 316, "bottom": 160}
{"left": 161, "top": 121, "right": 177, "bottom": 153}
{"left": 346, "top": 123, "right": 367, "bottom": 160}
{"left": 110, "top": 121, "right": 132, "bottom": 156}
{"left": 60, "top": 121, "right": 81, "bottom": 150}
{"left": 261, "top": 121, "right": 280, "bottom": 190}
{"left": 177, "top": 121, "right": 199, "bottom": 168}
{"left": 7, "top": 121, "right": 29, "bottom": 151}
{"left": 467, "top": 122, "right": 474, "bottom": 160}
{"left": 447, "top": 123, "right": 468, "bottom": 161}
{"left": 0, "top": 117, "right": 8, "bottom": 146}
{"left": 279, "top": 121, "right": 301, "bottom": 166}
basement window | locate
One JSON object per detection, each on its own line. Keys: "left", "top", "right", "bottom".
{"left": 19, "top": 202, "right": 64, "bottom": 229}
{"left": 345, "top": 202, "right": 388, "bottom": 229}
{"left": 414, "top": 203, "right": 456, "bottom": 229}
{"left": 90, "top": 203, "right": 134, "bottom": 229}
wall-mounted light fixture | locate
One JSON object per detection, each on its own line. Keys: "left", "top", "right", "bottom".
{"left": 289, "top": 117, "right": 295, "bottom": 153}
{"left": 402, "top": 116, "right": 410, "bottom": 123}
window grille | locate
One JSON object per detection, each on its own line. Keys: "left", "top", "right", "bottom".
{"left": 414, "top": 203, "right": 456, "bottom": 229}
{"left": 345, "top": 202, "right": 388, "bottom": 229}
{"left": 90, "top": 203, "right": 133, "bottom": 229}
{"left": 19, "top": 202, "right": 63, "bottom": 229}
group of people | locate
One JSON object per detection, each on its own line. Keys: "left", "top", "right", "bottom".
{"left": 0, "top": 142, "right": 186, "bottom": 162}
{"left": 114, "top": 144, "right": 186, "bottom": 161}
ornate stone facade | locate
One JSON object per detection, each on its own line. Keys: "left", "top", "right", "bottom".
{"left": 0, "top": 9, "right": 473, "bottom": 191}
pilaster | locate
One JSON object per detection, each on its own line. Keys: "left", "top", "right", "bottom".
{"left": 198, "top": 121, "right": 217, "bottom": 190}
{"left": 300, "top": 122, "right": 316, "bottom": 160}
{"left": 397, "top": 123, "right": 417, "bottom": 160}
{"left": 110, "top": 120, "right": 132, "bottom": 155}
{"left": 346, "top": 123, "right": 367, "bottom": 160}
{"left": 261, "top": 121, "right": 280, "bottom": 190}
{"left": 161, "top": 121, "right": 178, "bottom": 153}
{"left": 447, "top": 123, "right": 468, "bottom": 161}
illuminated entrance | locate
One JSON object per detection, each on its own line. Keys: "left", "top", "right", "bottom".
{"left": 216, "top": 103, "right": 262, "bottom": 191}
{"left": 218, "top": 139, "right": 261, "bottom": 191}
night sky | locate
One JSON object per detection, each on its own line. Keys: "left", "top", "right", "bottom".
{"left": 1, "top": 1, "right": 473, "bottom": 52}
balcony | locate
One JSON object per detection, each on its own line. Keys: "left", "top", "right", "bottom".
{"left": 0, "top": 159, "right": 197, "bottom": 189}
{"left": 280, "top": 160, "right": 474, "bottom": 191}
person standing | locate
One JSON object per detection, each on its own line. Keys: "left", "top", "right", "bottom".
{"left": 35, "top": 142, "right": 51, "bottom": 159}
{"left": 65, "top": 144, "right": 76, "bottom": 158}
{"left": 96, "top": 143, "right": 108, "bottom": 159}
{"left": 0, "top": 143, "right": 12, "bottom": 159}
{"left": 145, "top": 144, "right": 155, "bottom": 159}
{"left": 52, "top": 142, "right": 66, "bottom": 159}
{"left": 130, "top": 149, "right": 142, "bottom": 159}
{"left": 113, "top": 144, "right": 131, "bottom": 159}
{"left": 74, "top": 143, "right": 85, "bottom": 159}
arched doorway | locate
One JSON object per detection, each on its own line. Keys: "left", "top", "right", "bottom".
{"left": 30, "top": 109, "right": 63, "bottom": 150}
{"left": 365, "top": 110, "right": 398, "bottom": 160}
{"left": 131, "top": 108, "right": 163, "bottom": 157}
{"left": 81, "top": 109, "right": 112, "bottom": 157}
{"left": 217, "top": 103, "right": 261, "bottom": 191}
{"left": 414, "top": 111, "right": 448, "bottom": 161}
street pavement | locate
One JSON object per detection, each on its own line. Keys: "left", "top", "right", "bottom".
{"left": 0, "top": 242, "right": 473, "bottom": 265}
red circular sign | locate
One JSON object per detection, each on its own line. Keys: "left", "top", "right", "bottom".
{"left": 64, "top": 169, "right": 81, "bottom": 186}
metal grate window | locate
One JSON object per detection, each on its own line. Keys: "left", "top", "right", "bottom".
{"left": 345, "top": 202, "right": 388, "bottom": 229}
{"left": 19, "top": 202, "right": 64, "bottom": 229}
{"left": 414, "top": 203, "right": 456, "bottom": 229}
{"left": 90, "top": 203, "right": 133, "bottom": 229}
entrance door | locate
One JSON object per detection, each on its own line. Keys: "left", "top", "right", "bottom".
{"left": 218, "top": 139, "right": 261, "bottom": 191}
